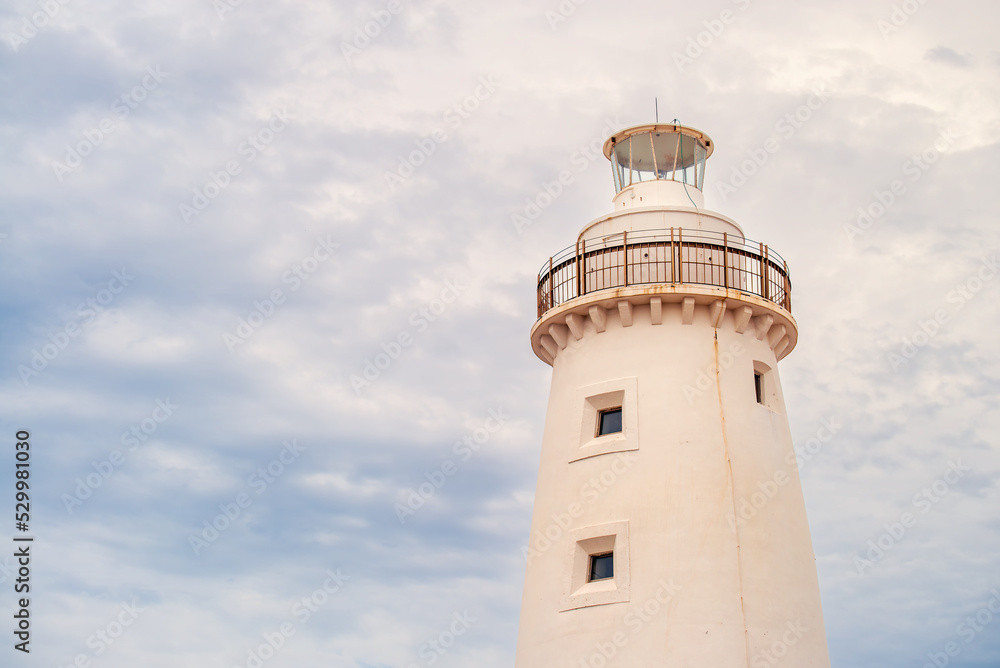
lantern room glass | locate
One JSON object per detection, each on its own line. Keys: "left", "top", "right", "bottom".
{"left": 610, "top": 130, "right": 708, "bottom": 193}
{"left": 613, "top": 139, "right": 630, "bottom": 189}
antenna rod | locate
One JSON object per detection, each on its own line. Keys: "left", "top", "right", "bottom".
{"left": 655, "top": 98, "right": 658, "bottom": 123}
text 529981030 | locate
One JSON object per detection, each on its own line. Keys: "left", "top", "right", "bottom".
{"left": 14, "top": 430, "right": 32, "bottom": 654}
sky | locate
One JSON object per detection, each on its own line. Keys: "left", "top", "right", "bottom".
{"left": 1, "top": 0, "right": 998, "bottom": 666}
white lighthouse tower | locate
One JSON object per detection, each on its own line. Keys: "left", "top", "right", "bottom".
{"left": 515, "top": 123, "right": 830, "bottom": 667}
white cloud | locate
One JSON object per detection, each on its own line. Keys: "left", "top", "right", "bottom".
{"left": 2, "top": 0, "right": 999, "bottom": 666}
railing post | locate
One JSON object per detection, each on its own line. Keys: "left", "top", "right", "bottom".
{"left": 762, "top": 244, "right": 769, "bottom": 301}
{"left": 549, "top": 256, "right": 554, "bottom": 310}
{"left": 538, "top": 270, "right": 544, "bottom": 318}
{"left": 575, "top": 240, "right": 581, "bottom": 300}
{"left": 670, "top": 227, "right": 676, "bottom": 284}
{"left": 723, "top": 232, "right": 728, "bottom": 290}
{"left": 581, "top": 238, "right": 586, "bottom": 295}
{"left": 765, "top": 244, "right": 771, "bottom": 302}
{"left": 678, "top": 228, "right": 683, "bottom": 285}
{"left": 758, "top": 242, "right": 765, "bottom": 300}
{"left": 784, "top": 260, "right": 791, "bottom": 312}
{"left": 622, "top": 230, "right": 628, "bottom": 287}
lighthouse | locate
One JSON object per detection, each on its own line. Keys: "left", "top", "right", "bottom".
{"left": 515, "top": 123, "right": 830, "bottom": 667}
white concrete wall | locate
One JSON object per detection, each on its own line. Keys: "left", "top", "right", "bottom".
{"left": 515, "top": 298, "right": 830, "bottom": 667}
{"left": 613, "top": 179, "right": 705, "bottom": 210}
{"left": 579, "top": 207, "right": 745, "bottom": 246}
{"left": 579, "top": 179, "right": 745, "bottom": 243}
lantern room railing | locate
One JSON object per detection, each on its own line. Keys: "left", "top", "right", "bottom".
{"left": 536, "top": 228, "right": 791, "bottom": 318}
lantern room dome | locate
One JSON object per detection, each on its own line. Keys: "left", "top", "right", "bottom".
{"left": 602, "top": 123, "right": 714, "bottom": 194}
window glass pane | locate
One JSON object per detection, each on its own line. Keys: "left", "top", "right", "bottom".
{"left": 652, "top": 132, "right": 679, "bottom": 180}
{"left": 754, "top": 373, "right": 763, "bottom": 404}
{"left": 599, "top": 408, "right": 623, "bottom": 435}
{"left": 676, "top": 134, "right": 698, "bottom": 185}
{"left": 590, "top": 553, "right": 614, "bottom": 581}
{"left": 695, "top": 140, "right": 707, "bottom": 189}
{"left": 613, "top": 138, "right": 631, "bottom": 188}
{"left": 630, "top": 132, "right": 656, "bottom": 183}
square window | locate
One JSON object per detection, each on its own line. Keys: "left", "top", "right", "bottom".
{"left": 598, "top": 408, "right": 623, "bottom": 436}
{"left": 590, "top": 553, "right": 614, "bottom": 581}
{"left": 753, "top": 361, "right": 783, "bottom": 412}
{"left": 571, "top": 378, "right": 638, "bottom": 463}
{"left": 561, "top": 520, "right": 630, "bottom": 611}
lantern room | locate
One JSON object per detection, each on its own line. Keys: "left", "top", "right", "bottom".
{"left": 602, "top": 123, "right": 714, "bottom": 209}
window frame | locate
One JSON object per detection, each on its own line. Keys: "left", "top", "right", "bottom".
{"left": 560, "top": 520, "right": 631, "bottom": 611}
{"left": 597, "top": 407, "right": 623, "bottom": 437}
{"left": 752, "top": 360, "right": 783, "bottom": 412}
{"left": 589, "top": 552, "right": 614, "bottom": 581}
{"left": 570, "top": 377, "right": 639, "bottom": 463}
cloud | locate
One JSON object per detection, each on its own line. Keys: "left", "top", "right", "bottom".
{"left": 2, "top": 0, "right": 999, "bottom": 666}
{"left": 926, "top": 46, "right": 970, "bottom": 68}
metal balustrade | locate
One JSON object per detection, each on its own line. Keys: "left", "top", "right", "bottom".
{"left": 536, "top": 228, "right": 791, "bottom": 318}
